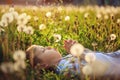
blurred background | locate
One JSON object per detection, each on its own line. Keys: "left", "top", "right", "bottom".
{"left": 0, "top": 0, "right": 120, "bottom": 6}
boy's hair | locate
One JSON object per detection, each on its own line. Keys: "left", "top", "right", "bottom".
{"left": 26, "top": 45, "right": 42, "bottom": 68}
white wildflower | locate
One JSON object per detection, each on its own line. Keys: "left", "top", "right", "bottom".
{"left": 85, "top": 53, "right": 96, "bottom": 64}
{"left": 82, "top": 64, "right": 93, "bottom": 75}
{"left": 53, "top": 34, "right": 61, "bottom": 42}
{"left": 65, "top": 16, "right": 70, "bottom": 21}
{"left": 39, "top": 24, "right": 46, "bottom": 30}
{"left": 13, "top": 50, "right": 26, "bottom": 61}
{"left": 70, "top": 43, "right": 84, "bottom": 57}
{"left": 110, "top": 34, "right": 116, "bottom": 41}
{"left": 46, "top": 12, "right": 52, "bottom": 18}
{"left": 17, "top": 25, "right": 27, "bottom": 32}
{"left": 24, "top": 26, "right": 34, "bottom": 35}
{"left": 11, "top": 11, "right": 19, "bottom": 20}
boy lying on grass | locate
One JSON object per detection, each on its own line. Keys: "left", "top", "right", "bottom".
{"left": 26, "top": 40, "right": 120, "bottom": 79}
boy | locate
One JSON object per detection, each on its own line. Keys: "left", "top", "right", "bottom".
{"left": 26, "top": 40, "right": 120, "bottom": 78}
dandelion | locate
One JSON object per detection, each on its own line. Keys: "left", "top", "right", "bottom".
{"left": 17, "top": 25, "right": 27, "bottom": 32}
{"left": 104, "top": 14, "right": 109, "bottom": 20}
{"left": 34, "top": 16, "right": 39, "bottom": 21}
{"left": 46, "top": 12, "right": 52, "bottom": 18}
{"left": 84, "top": 12, "right": 89, "bottom": 18}
{"left": 82, "top": 64, "right": 92, "bottom": 75}
{"left": 85, "top": 53, "right": 96, "bottom": 64}
{"left": 39, "top": 24, "right": 46, "bottom": 30}
{"left": 14, "top": 61, "right": 26, "bottom": 71}
{"left": 24, "top": 26, "right": 34, "bottom": 35}
{"left": 17, "top": 13, "right": 29, "bottom": 25}
{"left": 70, "top": 43, "right": 84, "bottom": 57}
{"left": 110, "top": 34, "right": 116, "bottom": 41}
{"left": 0, "top": 62, "right": 14, "bottom": 73}
{"left": 96, "top": 13, "right": 102, "bottom": 19}
{"left": 11, "top": 11, "right": 19, "bottom": 20}
{"left": 9, "top": 7, "right": 15, "bottom": 12}
{"left": 53, "top": 34, "right": 61, "bottom": 42}
{"left": 2, "top": 12, "right": 14, "bottom": 23}
{"left": 117, "top": 19, "right": 120, "bottom": 24}
{"left": 57, "top": 6, "right": 63, "bottom": 12}
{"left": 65, "top": 16, "right": 70, "bottom": 21}
{"left": 0, "top": 19, "right": 8, "bottom": 27}
{"left": 13, "top": 50, "right": 26, "bottom": 61}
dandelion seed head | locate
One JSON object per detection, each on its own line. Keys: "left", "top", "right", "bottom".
{"left": 65, "top": 16, "right": 70, "bottom": 21}
{"left": 24, "top": 26, "right": 34, "bottom": 35}
{"left": 13, "top": 50, "right": 26, "bottom": 61}
{"left": 46, "top": 12, "right": 52, "bottom": 18}
{"left": 53, "top": 34, "right": 61, "bottom": 42}
{"left": 17, "top": 25, "right": 26, "bottom": 32}
{"left": 70, "top": 43, "right": 84, "bottom": 57}
{"left": 14, "top": 61, "right": 26, "bottom": 71}
{"left": 39, "top": 24, "right": 46, "bottom": 30}
{"left": 110, "top": 34, "right": 116, "bottom": 41}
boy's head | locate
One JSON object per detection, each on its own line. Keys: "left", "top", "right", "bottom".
{"left": 26, "top": 45, "right": 62, "bottom": 69}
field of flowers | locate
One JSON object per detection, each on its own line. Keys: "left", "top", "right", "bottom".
{"left": 0, "top": 5, "right": 120, "bottom": 80}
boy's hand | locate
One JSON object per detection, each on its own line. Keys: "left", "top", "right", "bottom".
{"left": 63, "top": 40, "right": 77, "bottom": 54}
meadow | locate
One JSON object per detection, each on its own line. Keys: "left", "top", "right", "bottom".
{"left": 0, "top": 5, "right": 120, "bottom": 80}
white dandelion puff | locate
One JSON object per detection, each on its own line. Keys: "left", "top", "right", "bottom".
{"left": 65, "top": 16, "right": 70, "bottom": 21}
{"left": 85, "top": 53, "right": 96, "bottom": 64}
{"left": 13, "top": 50, "right": 26, "bottom": 61}
{"left": 53, "top": 34, "right": 61, "bottom": 42}
{"left": 110, "top": 34, "right": 116, "bottom": 41}
{"left": 2, "top": 12, "right": 14, "bottom": 23}
{"left": 17, "top": 25, "right": 27, "bottom": 32}
{"left": 84, "top": 13, "right": 89, "bottom": 18}
{"left": 82, "top": 64, "right": 93, "bottom": 75}
{"left": 70, "top": 43, "right": 84, "bottom": 57}
{"left": 9, "top": 7, "right": 15, "bottom": 12}
{"left": 104, "top": 14, "right": 109, "bottom": 20}
{"left": 24, "top": 26, "right": 34, "bottom": 35}
{"left": 117, "top": 19, "right": 120, "bottom": 24}
{"left": 46, "top": 12, "right": 52, "bottom": 18}
{"left": 96, "top": 13, "right": 102, "bottom": 19}
{"left": 39, "top": 24, "right": 46, "bottom": 30}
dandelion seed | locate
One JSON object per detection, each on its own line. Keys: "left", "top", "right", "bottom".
{"left": 53, "top": 34, "right": 61, "bottom": 42}
{"left": 110, "top": 34, "right": 116, "bottom": 41}
{"left": 24, "top": 26, "right": 34, "bottom": 35}
{"left": 46, "top": 12, "right": 52, "bottom": 18}
{"left": 17, "top": 25, "right": 26, "bottom": 32}
{"left": 70, "top": 43, "right": 84, "bottom": 57}
{"left": 65, "top": 16, "right": 70, "bottom": 21}
{"left": 85, "top": 53, "right": 96, "bottom": 64}
{"left": 0, "top": 62, "right": 14, "bottom": 73}
{"left": 39, "top": 24, "right": 46, "bottom": 30}
{"left": 82, "top": 64, "right": 92, "bottom": 75}
{"left": 13, "top": 50, "right": 26, "bottom": 61}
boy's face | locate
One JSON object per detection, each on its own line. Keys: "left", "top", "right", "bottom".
{"left": 35, "top": 46, "right": 62, "bottom": 68}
